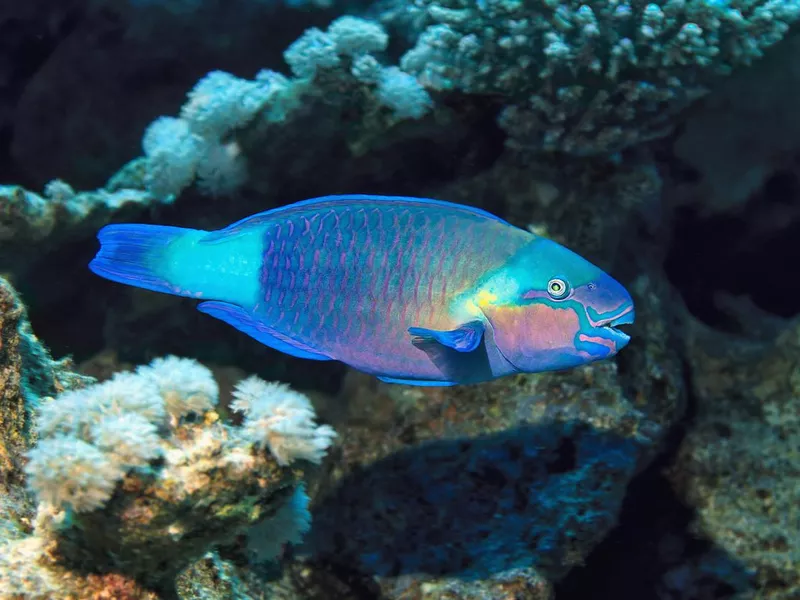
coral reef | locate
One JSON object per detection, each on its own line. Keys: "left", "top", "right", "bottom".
{"left": 0, "top": 355, "right": 336, "bottom": 599}
{"left": 1, "top": 0, "right": 799, "bottom": 597}
{"left": 0, "top": 276, "right": 88, "bottom": 492}
{"left": 139, "top": 15, "right": 432, "bottom": 201}
{"left": 399, "top": 0, "right": 800, "bottom": 155}
{"left": 0, "top": 182, "right": 156, "bottom": 247}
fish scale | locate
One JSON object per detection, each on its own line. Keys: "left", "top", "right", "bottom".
{"left": 254, "top": 200, "right": 527, "bottom": 375}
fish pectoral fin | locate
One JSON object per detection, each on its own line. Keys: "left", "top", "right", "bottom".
{"left": 408, "top": 320, "right": 485, "bottom": 352}
{"left": 197, "top": 301, "right": 331, "bottom": 361}
{"left": 377, "top": 375, "right": 457, "bottom": 386}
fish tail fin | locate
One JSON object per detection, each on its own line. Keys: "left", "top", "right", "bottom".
{"left": 89, "top": 223, "right": 202, "bottom": 297}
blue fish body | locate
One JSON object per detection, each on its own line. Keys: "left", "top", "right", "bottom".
{"left": 90, "top": 195, "right": 634, "bottom": 386}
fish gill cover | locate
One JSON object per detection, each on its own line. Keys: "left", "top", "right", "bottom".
{"left": 0, "top": 0, "right": 798, "bottom": 598}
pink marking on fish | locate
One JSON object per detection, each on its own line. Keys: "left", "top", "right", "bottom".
{"left": 335, "top": 224, "right": 343, "bottom": 249}
{"left": 364, "top": 212, "right": 373, "bottom": 259}
{"left": 347, "top": 211, "right": 357, "bottom": 253}
{"left": 401, "top": 240, "right": 418, "bottom": 299}
{"left": 399, "top": 301, "right": 410, "bottom": 330}
{"left": 579, "top": 333, "right": 615, "bottom": 353}
{"left": 327, "top": 293, "right": 336, "bottom": 316}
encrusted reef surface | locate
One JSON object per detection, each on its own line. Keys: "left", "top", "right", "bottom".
{"left": 1, "top": 0, "right": 800, "bottom": 598}
{"left": 665, "top": 312, "right": 800, "bottom": 599}
{"left": 0, "top": 276, "right": 89, "bottom": 492}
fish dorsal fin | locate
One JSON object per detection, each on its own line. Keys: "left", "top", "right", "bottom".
{"left": 207, "top": 194, "right": 513, "bottom": 240}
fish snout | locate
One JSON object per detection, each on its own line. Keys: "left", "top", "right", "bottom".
{"left": 595, "top": 305, "right": 635, "bottom": 349}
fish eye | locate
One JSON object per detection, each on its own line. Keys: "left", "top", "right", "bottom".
{"left": 547, "top": 277, "right": 570, "bottom": 300}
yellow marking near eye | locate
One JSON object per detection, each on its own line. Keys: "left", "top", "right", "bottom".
{"left": 459, "top": 289, "right": 499, "bottom": 319}
{"left": 476, "top": 289, "right": 498, "bottom": 307}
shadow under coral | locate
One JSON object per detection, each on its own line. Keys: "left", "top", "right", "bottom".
{"left": 304, "top": 419, "right": 640, "bottom": 581}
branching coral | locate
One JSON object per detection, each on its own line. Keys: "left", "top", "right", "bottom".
{"left": 139, "top": 15, "right": 432, "bottom": 201}
{"left": 2, "top": 356, "right": 336, "bottom": 598}
{"left": 0, "top": 183, "right": 155, "bottom": 245}
{"left": 398, "top": 0, "right": 800, "bottom": 155}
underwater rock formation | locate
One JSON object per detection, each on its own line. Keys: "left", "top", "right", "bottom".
{"left": 668, "top": 311, "right": 800, "bottom": 599}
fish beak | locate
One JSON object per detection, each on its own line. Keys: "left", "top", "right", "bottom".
{"left": 597, "top": 306, "right": 635, "bottom": 347}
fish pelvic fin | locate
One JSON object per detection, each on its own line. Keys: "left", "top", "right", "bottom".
{"left": 407, "top": 320, "right": 498, "bottom": 384}
{"left": 408, "top": 320, "right": 485, "bottom": 352}
{"left": 89, "top": 223, "right": 202, "bottom": 297}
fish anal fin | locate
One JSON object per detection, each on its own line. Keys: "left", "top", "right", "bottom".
{"left": 376, "top": 375, "right": 457, "bottom": 386}
{"left": 197, "top": 301, "right": 331, "bottom": 361}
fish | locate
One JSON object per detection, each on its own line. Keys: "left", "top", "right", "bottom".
{"left": 89, "top": 194, "right": 634, "bottom": 386}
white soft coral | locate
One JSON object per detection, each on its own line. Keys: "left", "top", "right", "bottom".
{"left": 231, "top": 376, "right": 336, "bottom": 466}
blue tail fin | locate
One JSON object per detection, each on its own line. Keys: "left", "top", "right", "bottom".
{"left": 89, "top": 223, "right": 196, "bottom": 296}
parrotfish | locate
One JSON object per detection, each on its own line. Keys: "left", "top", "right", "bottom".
{"left": 89, "top": 194, "right": 634, "bottom": 386}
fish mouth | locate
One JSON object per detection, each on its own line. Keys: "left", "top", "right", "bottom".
{"left": 597, "top": 307, "right": 635, "bottom": 347}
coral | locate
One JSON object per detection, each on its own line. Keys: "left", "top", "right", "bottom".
{"left": 247, "top": 483, "right": 312, "bottom": 563}
{"left": 327, "top": 16, "right": 390, "bottom": 55}
{"left": 26, "top": 436, "right": 125, "bottom": 513}
{"left": 3, "top": 358, "right": 336, "bottom": 598}
{"left": 284, "top": 28, "right": 344, "bottom": 79}
{"left": 0, "top": 276, "right": 89, "bottom": 492}
{"left": 137, "top": 15, "right": 432, "bottom": 201}
{"left": 376, "top": 67, "right": 435, "bottom": 120}
{"left": 668, "top": 315, "right": 800, "bottom": 598}
{"left": 232, "top": 376, "right": 337, "bottom": 466}
{"left": 140, "top": 68, "right": 297, "bottom": 200}
{"left": 140, "top": 71, "right": 290, "bottom": 200}
{"left": 0, "top": 184, "right": 155, "bottom": 246}
{"left": 399, "top": 0, "right": 800, "bottom": 155}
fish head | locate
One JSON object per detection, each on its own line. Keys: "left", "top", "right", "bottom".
{"left": 477, "top": 238, "right": 634, "bottom": 373}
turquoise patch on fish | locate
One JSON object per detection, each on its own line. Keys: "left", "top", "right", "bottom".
{"left": 89, "top": 194, "right": 634, "bottom": 386}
